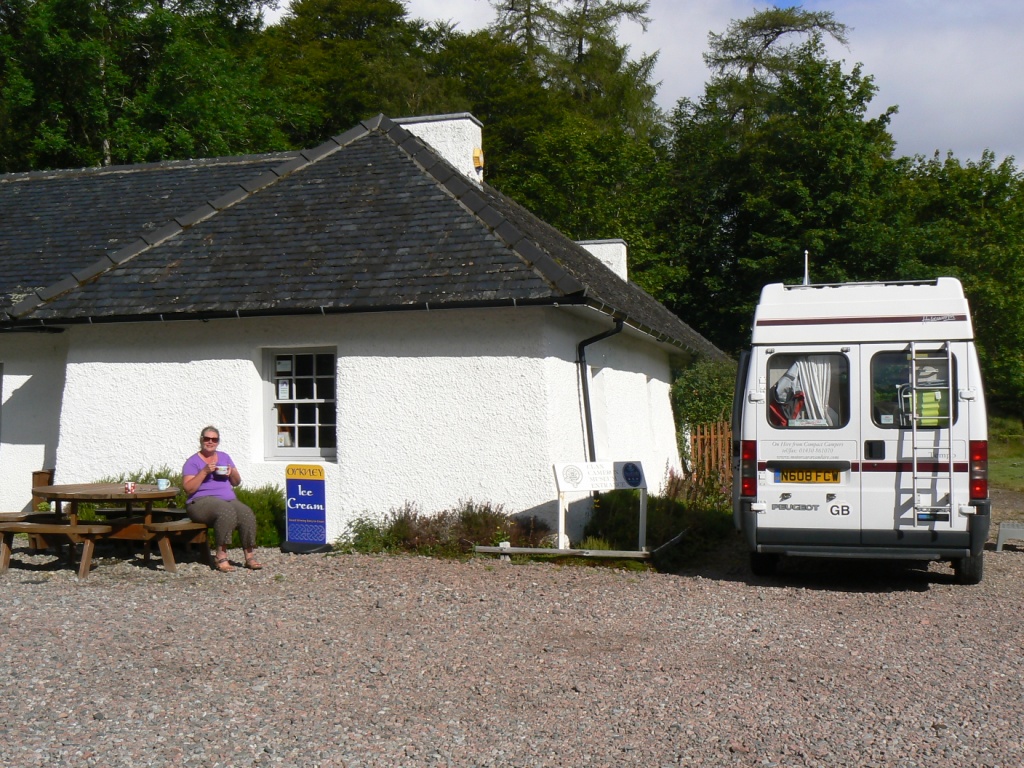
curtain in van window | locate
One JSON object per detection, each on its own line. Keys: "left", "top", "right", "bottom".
{"left": 797, "top": 356, "right": 833, "bottom": 426}
{"left": 774, "top": 356, "right": 834, "bottom": 427}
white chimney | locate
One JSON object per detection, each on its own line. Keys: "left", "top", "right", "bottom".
{"left": 577, "top": 239, "right": 628, "bottom": 281}
{"left": 396, "top": 113, "right": 485, "bottom": 187}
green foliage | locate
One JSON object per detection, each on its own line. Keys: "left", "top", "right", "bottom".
{"left": 234, "top": 483, "right": 286, "bottom": 547}
{"left": 497, "top": 116, "right": 670, "bottom": 266}
{"left": 334, "top": 499, "right": 550, "bottom": 557}
{"left": 0, "top": 0, "right": 287, "bottom": 171}
{"left": 583, "top": 469, "right": 732, "bottom": 570}
{"left": 667, "top": 20, "right": 898, "bottom": 353}
{"left": 672, "top": 358, "right": 737, "bottom": 427}
{"left": 881, "top": 152, "right": 1024, "bottom": 416}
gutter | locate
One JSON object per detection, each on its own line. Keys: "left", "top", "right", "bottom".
{"left": 577, "top": 319, "right": 624, "bottom": 462}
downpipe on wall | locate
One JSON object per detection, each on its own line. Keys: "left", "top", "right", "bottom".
{"left": 577, "top": 319, "right": 624, "bottom": 462}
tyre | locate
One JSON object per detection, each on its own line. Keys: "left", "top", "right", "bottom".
{"left": 750, "top": 552, "right": 779, "bottom": 577}
{"left": 953, "top": 553, "right": 984, "bottom": 585}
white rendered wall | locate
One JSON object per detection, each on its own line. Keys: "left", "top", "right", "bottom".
{"left": 395, "top": 114, "right": 485, "bottom": 186}
{"left": 41, "top": 307, "right": 681, "bottom": 543}
{"left": 0, "top": 333, "right": 68, "bottom": 512}
{"left": 577, "top": 239, "right": 628, "bottom": 281}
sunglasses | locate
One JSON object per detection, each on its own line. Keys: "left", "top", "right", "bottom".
{"left": 202, "top": 436, "right": 220, "bottom": 443}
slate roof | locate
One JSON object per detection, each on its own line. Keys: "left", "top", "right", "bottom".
{"left": 0, "top": 114, "right": 725, "bottom": 360}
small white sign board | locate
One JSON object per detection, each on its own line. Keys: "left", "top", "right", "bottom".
{"left": 552, "top": 461, "right": 647, "bottom": 549}
{"left": 553, "top": 461, "right": 647, "bottom": 492}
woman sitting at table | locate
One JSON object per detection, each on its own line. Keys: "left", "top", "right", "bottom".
{"left": 182, "top": 426, "right": 263, "bottom": 572}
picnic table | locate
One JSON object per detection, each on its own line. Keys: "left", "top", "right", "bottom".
{"left": 0, "top": 482, "right": 210, "bottom": 578}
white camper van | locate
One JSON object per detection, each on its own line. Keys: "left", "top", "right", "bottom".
{"left": 731, "top": 278, "right": 990, "bottom": 583}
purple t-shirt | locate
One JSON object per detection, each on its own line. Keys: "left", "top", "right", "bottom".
{"left": 183, "top": 451, "right": 237, "bottom": 503}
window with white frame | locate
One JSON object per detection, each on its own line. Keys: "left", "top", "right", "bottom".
{"left": 265, "top": 348, "right": 337, "bottom": 458}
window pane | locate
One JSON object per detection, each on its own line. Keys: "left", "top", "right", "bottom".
{"left": 871, "top": 351, "right": 955, "bottom": 429}
{"left": 297, "top": 403, "right": 317, "bottom": 423}
{"left": 297, "top": 425, "right": 316, "bottom": 447}
{"left": 295, "top": 354, "right": 314, "bottom": 376}
{"left": 319, "top": 426, "right": 337, "bottom": 448}
{"left": 294, "top": 378, "right": 314, "bottom": 400}
{"left": 315, "top": 354, "right": 334, "bottom": 376}
{"left": 276, "top": 403, "right": 295, "bottom": 425}
{"left": 319, "top": 402, "right": 336, "bottom": 424}
{"left": 316, "top": 377, "right": 335, "bottom": 400}
{"left": 276, "top": 427, "right": 294, "bottom": 448}
{"left": 767, "top": 353, "right": 849, "bottom": 429}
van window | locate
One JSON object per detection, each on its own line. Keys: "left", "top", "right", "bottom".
{"left": 871, "top": 351, "right": 956, "bottom": 429}
{"left": 767, "top": 353, "right": 849, "bottom": 428}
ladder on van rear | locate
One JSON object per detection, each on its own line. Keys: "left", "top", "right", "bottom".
{"left": 903, "top": 341, "right": 955, "bottom": 523}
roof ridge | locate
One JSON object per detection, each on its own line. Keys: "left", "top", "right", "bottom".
{"left": 5, "top": 118, "right": 400, "bottom": 321}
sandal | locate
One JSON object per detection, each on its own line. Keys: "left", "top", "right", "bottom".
{"left": 214, "top": 556, "right": 235, "bottom": 573}
{"left": 244, "top": 556, "right": 263, "bottom": 571}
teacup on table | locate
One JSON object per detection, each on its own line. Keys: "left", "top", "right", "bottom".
{"left": 156, "top": 478, "right": 171, "bottom": 490}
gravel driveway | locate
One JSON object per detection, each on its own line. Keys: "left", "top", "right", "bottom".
{"left": 1, "top": 530, "right": 1023, "bottom": 767}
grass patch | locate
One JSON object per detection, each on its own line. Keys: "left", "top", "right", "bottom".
{"left": 989, "top": 416, "right": 1024, "bottom": 491}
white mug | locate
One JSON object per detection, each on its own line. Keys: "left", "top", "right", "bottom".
{"left": 156, "top": 478, "right": 170, "bottom": 490}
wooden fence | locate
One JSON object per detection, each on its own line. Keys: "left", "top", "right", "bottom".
{"left": 689, "top": 421, "right": 732, "bottom": 481}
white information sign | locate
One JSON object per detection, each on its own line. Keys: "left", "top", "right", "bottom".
{"left": 552, "top": 461, "right": 648, "bottom": 550}
{"left": 553, "top": 461, "right": 646, "bottom": 492}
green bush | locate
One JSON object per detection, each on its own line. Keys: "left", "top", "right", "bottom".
{"left": 234, "top": 483, "right": 286, "bottom": 547}
{"left": 583, "top": 468, "right": 733, "bottom": 570}
{"left": 334, "top": 500, "right": 551, "bottom": 557}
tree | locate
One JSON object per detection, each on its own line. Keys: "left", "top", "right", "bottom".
{"left": 497, "top": 116, "right": 670, "bottom": 266}
{"left": 884, "top": 151, "right": 1024, "bottom": 413}
{"left": 661, "top": 9, "right": 898, "bottom": 352}
{"left": 488, "top": 0, "right": 660, "bottom": 139}
{"left": 260, "top": 0, "right": 444, "bottom": 147}
{"left": 0, "top": 0, "right": 286, "bottom": 171}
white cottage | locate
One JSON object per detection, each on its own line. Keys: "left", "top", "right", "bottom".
{"left": 0, "top": 113, "right": 725, "bottom": 543}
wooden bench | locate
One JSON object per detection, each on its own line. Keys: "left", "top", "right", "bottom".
{"left": 0, "top": 512, "right": 68, "bottom": 551}
{"left": 144, "top": 520, "right": 211, "bottom": 573}
{"left": 0, "top": 522, "right": 113, "bottom": 579}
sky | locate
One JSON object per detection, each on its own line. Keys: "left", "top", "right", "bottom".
{"left": 383, "top": 0, "right": 1024, "bottom": 165}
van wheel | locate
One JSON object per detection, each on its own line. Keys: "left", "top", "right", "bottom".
{"left": 953, "top": 554, "right": 983, "bottom": 585}
{"left": 750, "top": 552, "right": 779, "bottom": 577}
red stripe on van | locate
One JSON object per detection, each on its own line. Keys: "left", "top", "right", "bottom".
{"left": 756, "top": 314, "right": 968, "bottom": 326}
{"left": 859, "top": 462, "right": 969, "bottom": 473}
{"left": 759, "top": 462, "right": 969, "bottom": 473}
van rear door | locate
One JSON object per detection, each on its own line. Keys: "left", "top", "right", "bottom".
{"left": 859, "top": 342, "right": 972, "bottom": 546}
{"left": 752, "top": 345, "right": 860, "bottom": 545}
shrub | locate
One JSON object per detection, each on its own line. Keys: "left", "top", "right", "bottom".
{"left": 235, "top": 483, "right": 286, "bottom": 548}
{"left": 583, "top": 468, "right": 733, "bottom": 570}
{"left": 334, "top": 499, "right": 551, "bottom": 557}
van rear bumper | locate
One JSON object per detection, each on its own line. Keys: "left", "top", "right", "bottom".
{"left": 738, "top": 503, "right": 990, "bottom": 560}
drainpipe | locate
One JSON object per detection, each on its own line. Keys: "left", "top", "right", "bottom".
{"left": 577, "top": 319, "right": 624, "bottom": 462}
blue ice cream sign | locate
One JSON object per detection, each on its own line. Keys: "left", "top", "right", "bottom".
{"left": 284, "top": 464, "right": 328, "bottom": 552}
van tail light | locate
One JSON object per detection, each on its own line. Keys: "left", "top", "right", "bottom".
{"left": 969, "top": 440, "right": 988, "bottom": 500}
{"left": 740, "top": 440, "right": 758, "bottom": 497}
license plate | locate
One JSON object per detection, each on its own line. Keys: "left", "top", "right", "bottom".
{"left": 778, "top": 469, "right": 840, "bottom": 484}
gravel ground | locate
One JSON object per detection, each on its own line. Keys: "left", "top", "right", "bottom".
{"left": 1, "top": 526, "right": 1023, "bottom": 768}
